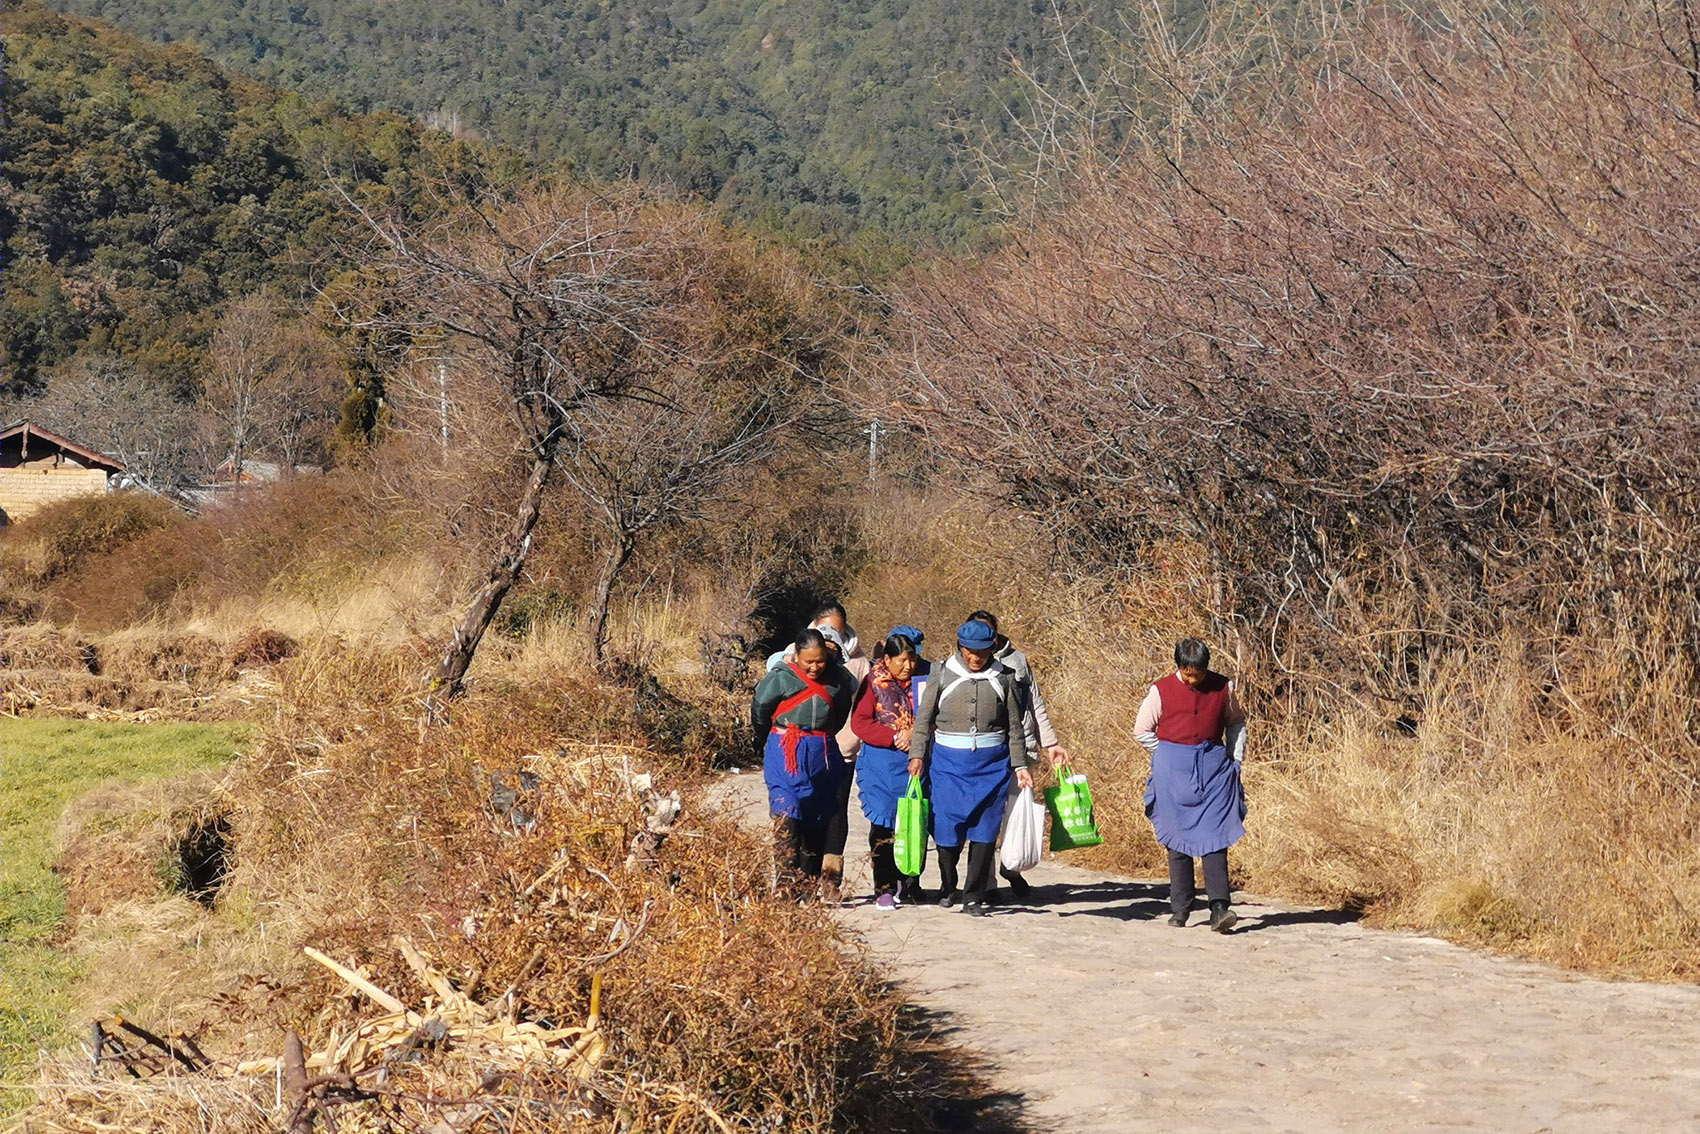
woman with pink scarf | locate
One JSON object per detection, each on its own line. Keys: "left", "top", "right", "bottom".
{"left": 850, "top": 630, "right": 929, "bottom": 909}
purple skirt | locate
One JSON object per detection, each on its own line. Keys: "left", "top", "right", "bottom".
{"left": 1143, "top": 739, "right": 1245, "bottom": 857}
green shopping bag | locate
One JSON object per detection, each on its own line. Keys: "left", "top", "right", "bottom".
{"left": 893, "top": 775, "right": 930, "bottom": 876}
{"left": 1044, "top": 764, "right": 1104, "bottom": 850}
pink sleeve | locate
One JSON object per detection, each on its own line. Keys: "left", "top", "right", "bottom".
{"left": 1133, "top": 684, "right": 1162, "bottom": 737}
{"left": 1225, "top": 681, "right": 1247, "bottom": 726}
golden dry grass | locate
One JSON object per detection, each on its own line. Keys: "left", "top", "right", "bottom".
{"left": 842, "top": 489, "right": 1700, "bottom": 980}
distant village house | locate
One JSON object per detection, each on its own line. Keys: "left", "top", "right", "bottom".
{"left": 0, "top": 422, "right": 126, "bottom": 524}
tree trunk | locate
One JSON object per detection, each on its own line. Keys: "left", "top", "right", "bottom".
{"left": 432, "top": 451, "right": 555, "bottom": 700}
{"left": 586, "top": 533, "right": 634, "bottom": 671}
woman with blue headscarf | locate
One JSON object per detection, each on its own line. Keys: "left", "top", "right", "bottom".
{"left": 911, "top": 620, "right": 1031, "bottom": 916}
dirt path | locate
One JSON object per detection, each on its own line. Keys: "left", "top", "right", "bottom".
{"left": 711, "top": 771, "right": 1700, "bottom": 1133}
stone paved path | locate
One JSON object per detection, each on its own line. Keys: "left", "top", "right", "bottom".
{"left": 712, "top": 772, "right": 1700, "bottom": 1133}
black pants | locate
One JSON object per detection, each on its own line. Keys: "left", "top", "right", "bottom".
{"left": 774, "top": 814, "right": 829, "bottom": 891}
{"left": 1168, "top": 847, "right": 1231, "bottom": 916}
{"left": 868, "top": 823, "right": 901, "bottom": 895}
{"left": 822, "top": 763, "right": 856, "bottom": 859}
{"left": 936, "top": 841, "right": 997, "bottom": 901}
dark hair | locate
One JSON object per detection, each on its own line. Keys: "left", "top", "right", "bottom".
{"left": 811, "top": 600, "right": 848, "bottom": 623}
{"left": 876, "top": 633, "right": 920, "bottom": 662}
{"left": 1174, "top": 637, "right": 1211, "bottom": 670}
{"left": 794, "top": 628, "right": 830, "bottom": 655}
{"left": 967, "top": 609, "right": 999, "bottom": 631}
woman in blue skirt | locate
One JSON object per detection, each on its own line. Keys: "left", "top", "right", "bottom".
{"left": 851, "top": 630, "right": 929, "bottom": 909}
{"left": 1135, "top": 637, "right": 1249, "bottom": 932}
{"left": 911, "top": 620, "right": 1032, "bottom": 916}
{"left": 751, "top": 628, "right": 856, "bottom": 898}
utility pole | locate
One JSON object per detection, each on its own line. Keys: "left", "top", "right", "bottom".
{"left": 865, "top": 418, "right": 881, "bottom": 480}
{"left": 437, "top": 361, "right": 450, "bottom": 449}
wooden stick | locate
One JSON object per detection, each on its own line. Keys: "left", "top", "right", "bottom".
{"left": 302, "top": 947, "right": 408, "bottom": 1014}
{"left": 393, "top": 937, "right": 461, "bottom": 1007}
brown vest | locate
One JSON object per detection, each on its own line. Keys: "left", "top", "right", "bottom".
{"left": 1154, "top": 671, "right": 1232, "bottom": 745}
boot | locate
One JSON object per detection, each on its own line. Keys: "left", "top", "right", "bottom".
{"left": 819, "top": 854, "right": 845, "bottom": 906}
{"left": 999, "top": 865, "right": 1033, "bottom": 899}
{"left": 1209, "top": 900, "right": 1238, "bottom": 934}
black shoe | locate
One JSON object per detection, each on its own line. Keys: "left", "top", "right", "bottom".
{"left": 900, "top": 881, "right": 930, "bottom": 905}
{"left": 1167, "top": 911, "right": 1189, "bottom": 927}
{"left": 999, "top": 867, "right": 1033, "bottom": 899}
{"left": 939, "top": 891, "right": 960, "bottom": 909}
{"left": 1209, "top": 902, "right": 1238, "bottom": 934}
{"left": 964, "top": 900, "right": 989, "bottom": 917}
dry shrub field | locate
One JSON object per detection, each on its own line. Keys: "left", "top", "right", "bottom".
{"left": 863, "top": 2, "right": 1700, "bottom": 978}
{"left": 22, "top": 638, "right": 1006, "bottom": 1134}
{"left": 7, "top": 4, "right": 1700, "bottom": 1127}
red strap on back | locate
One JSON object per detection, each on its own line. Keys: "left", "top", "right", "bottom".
{"left": 774, "top": 662, "right": 832, "bottom": 775}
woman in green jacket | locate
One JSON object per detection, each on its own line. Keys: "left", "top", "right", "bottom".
{"left": 751, "top": 628, "right": 856, "bottom": 897}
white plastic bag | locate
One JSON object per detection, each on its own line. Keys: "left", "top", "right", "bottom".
{"left": 999, "top": 788, "right": 1045, "bottom": 873}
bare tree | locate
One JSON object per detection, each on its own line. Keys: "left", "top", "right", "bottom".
{"left": 342, "top": 184, "right": 840, "bottom": 695}
{"left": 23, "top": 355, "right": 199, "bottom": 491}
{"left": 881, "top": 3, "right": 1700, "bottom": 732}
{"left": 203, "top": 297, "right": 342, "bottom": 479}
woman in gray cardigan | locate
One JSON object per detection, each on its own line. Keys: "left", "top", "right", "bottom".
{"left": 911, "top": 620, "right": 1032, "bottom": 915}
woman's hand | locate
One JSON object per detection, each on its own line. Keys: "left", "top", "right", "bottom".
{"left": 907, "top": 757, "right": 924, "bottom": 777}
{"left": 1015, "top": 766, "right": 1035, "bottom": 791}
{"left": 894, "top": 726, "right": 912, "bottom": 752}
{"left": 1045, "top": 744, "right": 1071, "bottom": 769}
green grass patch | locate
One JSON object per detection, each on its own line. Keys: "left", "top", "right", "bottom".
{"left": 0, "top": 717, "right": 245, "bottom": 1108}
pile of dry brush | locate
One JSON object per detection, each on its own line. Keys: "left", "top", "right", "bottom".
{"left": 29, "top": 644, "right": 991, "bottom": 1134}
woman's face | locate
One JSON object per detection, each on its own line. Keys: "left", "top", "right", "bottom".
{"left": 1178, "top": 665, "right": 1208, "bottom": 688}
{"left": 796, "top": 645, "right": 830, "bottom": 681}
{"left": 959, "top": 644, "right": 994, "bottom": 672}
{"left": 886, "top": 652, "right": 916, "bottom": 682}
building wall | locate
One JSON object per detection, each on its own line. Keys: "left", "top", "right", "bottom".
{"left": 0, "top": 466, "right": 110, "bottom": 523}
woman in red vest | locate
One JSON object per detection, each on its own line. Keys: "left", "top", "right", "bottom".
{"left": 751, "top": 628, "right": 857, "bottom": 898}
{"left": 1134, "top": 638, "right": 1249, "bottom": 932}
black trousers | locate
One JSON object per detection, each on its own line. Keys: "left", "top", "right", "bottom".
{"left": 822, "top": 763, "right": 856, "bottom": 859}
{"left": 936, "top": 841, "right": 997, "bottom": 900}
{"left": 774, "top": 814, "right": 830, "bottom": 890}
{"left": 1168, "top": 847, "right": 1231, "bottom": 915}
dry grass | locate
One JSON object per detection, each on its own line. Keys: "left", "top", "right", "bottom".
{"left": 842, "top": 488, "right": 1700, "bottom": 980}
{"left": 18, "top": 635, "right": 1005, "bottom": 1133}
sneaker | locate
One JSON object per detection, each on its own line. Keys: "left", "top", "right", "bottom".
{"left": 964, "top": 900, "right": 989, "bottom": 917}
{"left": 874, "top": 892, "right": 898, "bottom": 911}
{"left": 1167, "top": 911, "right": 1189, "bottom": 927}
{"left": 901, "top": 882, "right": 930, "bottom": 905}
{"left": 999, "top": 867, "right": 1033, "bottom": 899}
{"left": 938, "top": 890, "right": 960, "bottom": 909}
{"left": 819, "top": 877, "right": 844, "bottom": 906}
{"left": 1209, "top": 902, "right": 1238, "bottom": 934}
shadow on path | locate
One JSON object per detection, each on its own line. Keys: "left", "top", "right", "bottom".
{"left": 1233, "top": 906, "right": 1364, "bottom": 933}
{"left": 884, "top": 1002, "right": 1036, "bottom": 1133}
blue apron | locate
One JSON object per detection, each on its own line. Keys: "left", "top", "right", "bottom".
{"left": 765, "top": 731, "right": 845, "bottom": 824}
{"left": 1144, "top": 739, "right": 1246, "bottom": 857}
{"left": 930, "top": 741, "right": 1013, "bottom": 846}
{"left": 856, "top": 675, "right": 926, "bottom": 828}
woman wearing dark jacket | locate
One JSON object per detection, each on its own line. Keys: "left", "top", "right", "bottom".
{"left": 851, "top": 631, "right": 929, "bottom": 909}
{"left": 751, "top": 628, "right": 857, "bottom": 897}
{"left": 911, "top": 620, "right": 1032, "bottom": 916}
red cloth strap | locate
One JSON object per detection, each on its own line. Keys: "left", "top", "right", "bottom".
{"left": 774, "top": 662, "right": 832, "bottom": 775}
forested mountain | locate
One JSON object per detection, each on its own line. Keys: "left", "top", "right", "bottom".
{"left": 41, "top": 0, "right": 1145, "bottom": 244}
{"left": 1, "top": 0, "right": 520, "bottom": 395}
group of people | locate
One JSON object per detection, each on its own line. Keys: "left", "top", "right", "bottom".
{"left": 749, "top": 603, "right": 1250, "bottom": 931}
